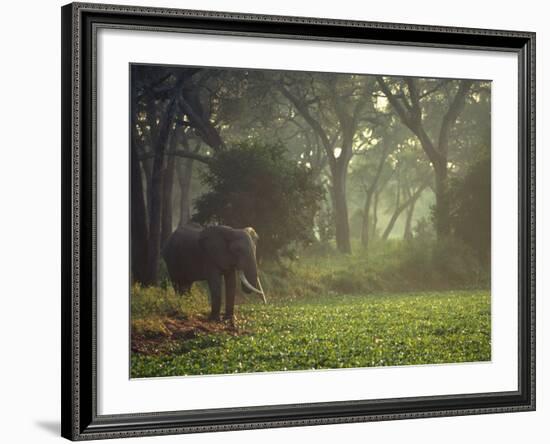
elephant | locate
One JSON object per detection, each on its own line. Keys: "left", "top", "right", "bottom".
{"left": 162, "top": 224, "right": 266, "bottom": 321}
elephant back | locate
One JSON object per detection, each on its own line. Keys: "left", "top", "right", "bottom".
{"left": 162, "top": 225, "right": 202, "bottom": 266}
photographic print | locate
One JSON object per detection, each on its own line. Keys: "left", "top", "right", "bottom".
{"left": 130, "top": 64, "right": 491, "bottom": 378}
{"left": 62, "top": 4, "right": 535, "bottom": 438}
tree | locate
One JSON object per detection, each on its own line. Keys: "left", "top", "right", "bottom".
{"left": 377, "top": 77, "right": 473, "bottom": 239}
{"left": 193, "top": 142, "right": 324, "bottom": 260}
{"left": 131, "top": 65, "right": 224, "bottom": 285}
{"left": 449, "top": 152, "right": 491, "bottom": 267}
{"left": 130, "top": 91, "right": 149, "bottom": 283}
{"left": 176, "top": 140, "right": 200, "bottom": 228}
{"left": 277, "top": 72, "right": 379, "bottom": 253}
{"left": 381, "top": 138, "right": 431, "bottom": 241}
{"left": 381, "top": 179, "right": 428, "bottom": 241}
{"left": 350, "top": 114, "right": 400, "bottom": 248}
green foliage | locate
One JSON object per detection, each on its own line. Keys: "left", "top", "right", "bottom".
{"left": 315, "top": 202, "right": 335, "bottom": 244}
{"left": 449, "top": 152, "right": 491, "bottom": 267}
{"left": 131, "top": 283, "right": 210, "bottom": 320}
{"left": 413, "top": 217, "right": 435, "bottom": 242}
{"left": 258, "top": 238, "right": 488, "bottom": 302}
{"left": 431, "top": 237, "right": 486, "bottom": 283}
{"left": 132, "top": 317, "right": 172, "bottom": 339}
{"left": 130, "top": 69, "right": 492, "bottom": 379}
{"left": 131, "top": 235, "right": 490, "bottom": 378}
{"left": 131, "top": 289, "right": 490, "bottom": 377}
{"left": 193, "top": 141, "right": 324, "bottom": 259}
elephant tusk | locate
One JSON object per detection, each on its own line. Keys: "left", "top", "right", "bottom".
{"left": 257, "top": 278, "right": 267, "bottom": 304}
{"left": 239, "top": 271, "right": 265, "bottom": 300}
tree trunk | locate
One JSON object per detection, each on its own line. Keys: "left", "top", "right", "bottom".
{"left": 434, "top": 164, "right": 450, "bottom": 238}
{"left": 403, "top": 198, "right": 417, "bottom": 241}
{"left": 330, "top": 164, "right": 351, "bottom": 254}
{"left": 160, "top": 153, "right": 176, "bottom": 246}
{"left": 382, "top": 179, "right": 401, "bottom": 241}
{"left": 141, "top": 156, "right": 153, "bottom": 215}
{"left": 360, "top": 190, "right": 374, "bottom": 248}
{"left": 371, "top": 191, "right": 379, "bottom": 240}
{"left": 145, "top": 152, "right": 165, "bottom": 285}
{"left": 361, "top": 143, "right": 391, "bottom": 250}
{"left": 130, "top": 145, "right": 149, "bottom": 284}
{"left": 383, "top": 182, "right": 428, "bottom": 241}
{"left": 177, "top": 157, "right": 194, "bottom": 227}
{"left": 130, "top": 89, "right": 149, "bottom": 284}
{"left": 145, "top": 99, "right": 176, "bottom": 285}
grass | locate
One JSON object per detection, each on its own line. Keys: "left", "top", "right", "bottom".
{"left": 132, "top": 241, "right": 491, "bottom": 378}
{"left": 131, "top": 287, "right": 491, "bottom": 378}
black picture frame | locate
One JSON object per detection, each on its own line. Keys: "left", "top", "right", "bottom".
{"left": 61, "top": 2, "right": 536, "bottom": 440}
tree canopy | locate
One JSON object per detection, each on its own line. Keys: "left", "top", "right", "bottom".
{"left": 129, "top": 64, "right": 491, "bottom": 286}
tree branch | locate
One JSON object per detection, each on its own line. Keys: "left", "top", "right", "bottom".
{"left": 418, "top": 79, "right": 449, "bottom": 99}
{"left": 377, "top": 76, "right": 441, "bottom": 166}
{"left": 139, "top": 150, "right": 212, "bottom": 165}
{"left": 405, "top": 78, "right": 422, "bottom": 126}
{"left": 276, "top": 83, "right": 332, "bottom": 153}
{"left": 167, "top": 150, "right": 212, "bottom": 164}
{"left": 438, "top": 80, "right": 474, "bottom": 157}
{"left": 377, "top": 77, "right": 412, "bottom": 128}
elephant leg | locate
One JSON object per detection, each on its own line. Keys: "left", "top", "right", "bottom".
{"left": 173, "top": 281, "right": 190, "bottom": 296}
{"left": 183, "top": 281, "right": 192, "bottom": 294}
{"left": 223, "top": 270, "right": 236, "bottom": 322}
{"left": 207, "top": 273, "right": 222, "bottom": 321}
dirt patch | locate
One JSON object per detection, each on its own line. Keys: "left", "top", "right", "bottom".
{"left": 131, "top": 316, "right": 250, "bottom": 356}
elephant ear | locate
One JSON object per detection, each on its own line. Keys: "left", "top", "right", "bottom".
{"left": 198, "top": 226, "right": 237, "bottom": 271}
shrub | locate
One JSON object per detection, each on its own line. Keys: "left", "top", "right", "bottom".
{"left": 258, "top": 236, "right": 489, "bottom": 301}
{"left": 131, "top": 283, "right": 210, "bottom": 319}
{"left": 431, "top": 237, "right": 488, "bottom": 288}
{"left": 449, "top": 152, "right": 491, "bottom": 268}
{"left": 193, "top": 141, "right": 325, "bottom": 260}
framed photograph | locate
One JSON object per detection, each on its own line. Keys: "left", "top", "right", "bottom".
{"left": 61, "top": 2, "right": 535, "bottom": 440}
